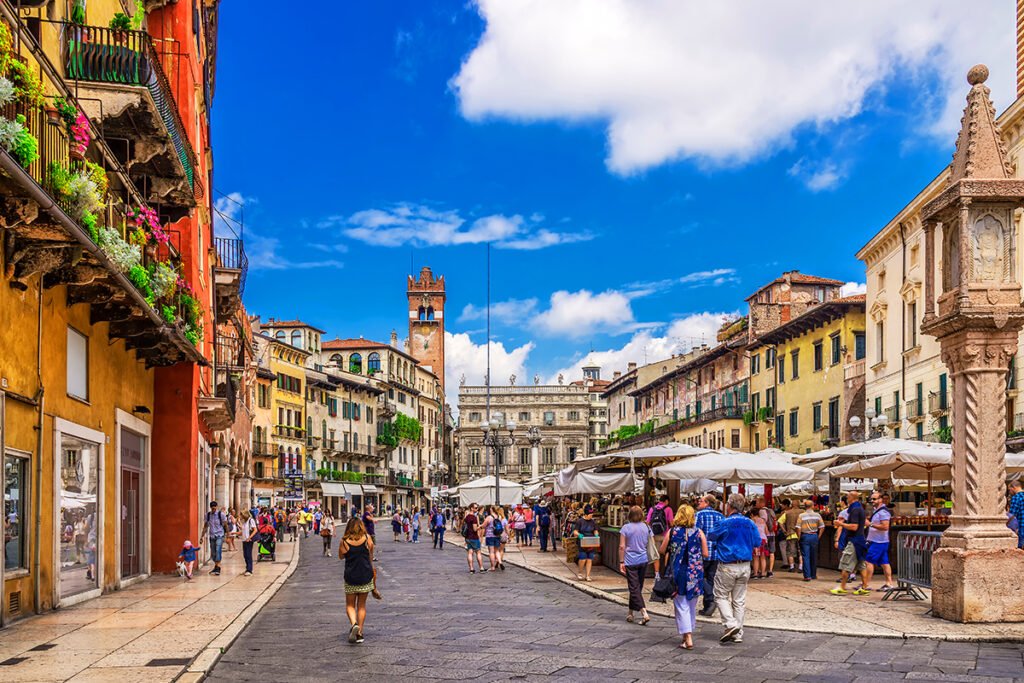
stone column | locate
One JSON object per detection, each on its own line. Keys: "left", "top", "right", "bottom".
{"left": 214, "top": 464, "right": 231, "bottom": 508}
{"left": 239, "top": 477, "right": 252, "bottom": 509}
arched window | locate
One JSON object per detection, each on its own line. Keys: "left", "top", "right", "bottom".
{"left": 426, "top": 306, "right": 434, "bottom": 320}
{"left": 368, "top": 352, "right": 381, "bottom": 373}
{"left": 278, "top": 446, "right": 285, "bottom": 471}
{"left": 330, "top": 353, "right": 342, "bottom": 367}
{"left": 275, "top": 330, "right": 286, "bottom": 341}
{"left": 418, "top": 306, "right": 426, "bottom": 320}
{"left": 254, "top": 426, "right": 262, "bottom": 447}
{"left": 349, "top": 353, "right": 362, "bottom": 374}
{"left": 322, "top": 419, "right": 327, "bottom": 441}
{"left": 290, "top": 330, "right": 302, "bottom": 348}
{"left": 306, "top": 416, "right": 313, "bottom": 437}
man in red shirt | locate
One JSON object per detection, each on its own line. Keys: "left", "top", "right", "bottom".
{"left": 462, "top": 503, "right": 485, "bottom": 573}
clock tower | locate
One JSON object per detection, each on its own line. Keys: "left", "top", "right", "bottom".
{"left": 408, "top": 266, "right": 446, "bottom": 390}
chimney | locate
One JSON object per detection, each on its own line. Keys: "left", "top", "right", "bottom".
{"left": 627, "top": 362, "right": 637, "bottom": 372}
{"left": 1019, "top": 0, "right": 1024, "bottom": 97}
{"left": 613, "top": 371, "right": 621, "bottom": 380}
{"left": 390, "top": 330, "right": 398, "bottom": 348}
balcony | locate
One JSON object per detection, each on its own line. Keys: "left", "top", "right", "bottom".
{"left": 253, "top": 466, "right": 281, "bottom": 482}
{"left": 306, "top": 435, "right": 322, "bottom": 450}
{"left": 213, "top": 237, "right": 247, "bottom": 323}
{"left": 844, "top": 359, "right": 866, "bottom": 382}
{"left": 928, "top": 393, "right": 948, "bottom": 416}
{"left": 905, "top": 399, "right": 924, "bottom": 422}
{"left": 0, "top": 12, "right": 201, "bottom": 369}
{"left": 273, "top": 425, "right": 305, "bottom": 441}
{"left": 378, "top": 395, "right": 397, "bottom": 420}
{"left": 678, "top": 404, "right": 748, "bottom": 429}
{"left": 58, "top": 22, "right": 200, "bottom": 215}
{"left": 322, "top": 439, "right": 338, "bottom": 454}
{"left": 253, "top": 441, "right": 274, "bottom": 457}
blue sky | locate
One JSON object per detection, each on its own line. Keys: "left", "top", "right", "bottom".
{"left": 211, "top": 1, "right": 1014, "bottom": 393}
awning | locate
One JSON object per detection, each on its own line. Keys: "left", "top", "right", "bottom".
{"left": 320, "top": 482, "right": 365, "bottom": 497}
{"left": 361, "top": 484, "right": 378, "bottom": 494}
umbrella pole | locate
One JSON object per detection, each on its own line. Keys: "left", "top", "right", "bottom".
{"left": 927, "top": 468, "right": 933, "bottom": 532}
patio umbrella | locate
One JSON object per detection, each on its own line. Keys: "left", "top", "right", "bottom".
{"left": 651, "top": 450, "right": 815, "bottom": 485}
{"left": 795, "top": 438, "right": 950, "bottom": 472}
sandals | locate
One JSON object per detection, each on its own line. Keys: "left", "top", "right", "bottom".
{"left": 626, "top": 614, "right": 635, "bottom": 623}
{"left": 371, "top": 589, "right": 382, "bottom": 600}
{"left": 640, "top": 615, "right": 651, "bottom": 626}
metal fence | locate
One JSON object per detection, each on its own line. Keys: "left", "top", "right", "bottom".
{"left": 884, "top": 530, "right": 943, "bottom": 601}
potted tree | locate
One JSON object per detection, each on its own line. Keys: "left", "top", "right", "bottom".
{"left": 109, "top": 12, "right": 132, "bottom": 44}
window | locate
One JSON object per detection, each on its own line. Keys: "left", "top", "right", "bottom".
{"left": 813, "top": 341, "right": 823, "bottom": 372}
{"left": 367, "top": 407, "right": 373, "bottom": 424}
{"left": 812, "top": 403, "right": 822, "bottom": 431}
{"left": 777, "top": 356, "right": 785, "bottom": 384}
{"left": 568, "top": 447, "right": 578, "bottom": 462}
{"left": 790, "top": 350, "right": 799, "bottom": 379}
{"left": 368, "top": 352, "right": 381, "bottom": 373}
{"left": 815, "top": 286, "right": 827, "bottom": 302}
{"left": 290, "top": 330, "right": 302, "bottom": 348}
{"left": 731, "top": 429, "right": 741, "bottom": 449}
{"left": 469, "top": 448, "right": 480, "bottom": 466}
{"left": 330, "top": 353, "right": 342, "bottom": 366}
{"left": 939, "top": 373, "right": 948, "bottom": 409}
{"left": 4, "top": 452, "right": 28, "bottom": 571}
{"left": 830, "top": 333, "right": 841, "bottom": 365}
{"left": 398, "top": 392, "right": 406, "bottom": 404}
{"left": 67, "top": 327, "right": 88, "bottom": 400}
{"left": 874, "top": 396, "right": 882, "bottom": 416}
{"left": 349, "top": 353, "right": 362, "bottom": 374}
{"left": 789, "top": 408, "right": 799, "bottom": 437}
{"left": 568, "top": 410, "right": 579, "bottom": 421}
{"left": 275, "top": 330, "right": 285, "bottom": 341}
{"left": 468, "top": 411, "right": 481, "bottom": 423}
{"left": 855, "top": 332, "right": 866, "bottom": 360}
{"left": 875, "top": 322, "right": 885, "bottom": 363}
{"left": 519, "top": 447, "right": 529, "bottom": 465}
{"left": 750, "top": 353, "right": 760, "bottom": 375}
{"left": 765, "top": 348, "right": 775, "bottom": 369}
{"left": 774, "top": 414, "right": 785, "bottom": 447}
{"left": 893, "top": 390, "right": 901, "bottom": 421}
{"left": 828, "top": 397, "right": 840, "bottom": 440}
{"left": 544, "top": 411, "right": 555, "bottom": 426}
{"left": 907, "top": 301, "right": 918, "bottom": 349}
{"left": 751, "top": 392, "right": 761, "bottom": 414}
{"left": 518, "top": 412, "right": 529, "bottom": 422}
{"left": 765, "top": 387, "right": 775, "bottom": 409}
{"left": 542, "top": 447, "right": 555, "bottom": 465}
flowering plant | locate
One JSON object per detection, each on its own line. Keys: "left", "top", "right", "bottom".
{"left": 127, "top": 205, "right": 169, "bottom": 245}
{"left": 149, "top": 261, "right": 177, "bottom": 299}
{"left": 0, "top": 77, "right": 14, "bottom": 108}
{"left": 70, "top": 111, "right": 90, "bottom": 155}
{"left": 97, "top": 226, "right": 142, "bottom": 272}
{"left": 53, "top": 96, "right": 77, "bottom": 127}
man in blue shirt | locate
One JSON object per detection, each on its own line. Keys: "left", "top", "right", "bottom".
{"left": 695, "top": 493, "right": 725, "bottom": 616}
{"left": 1009, "top": 480, "right": 1024, "bottom": 549}
{"left": 707, "top": 493, "right": 760, "bottom": 644}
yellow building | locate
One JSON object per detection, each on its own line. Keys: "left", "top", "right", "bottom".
{"left": 251, "top": 333, "right": 278, "bottom": 506}
{"left": 748, "top": 297, "right": 867, "bottom": 454}
{"left": 267, "top": 332, "right": 311, "bottom": 504}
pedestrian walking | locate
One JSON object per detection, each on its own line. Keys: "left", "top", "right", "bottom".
{"left": 831, "top": 492, "right": 871, "bottom": 596}
{"left": 274, "top": 507, "right": 286, "bottom": 542}
{"left": 462, "top": 503, "right": 485, "bottom": 572}
{"left": 482, "top": 506, "right": 504, "bottom": 571}
{"left": 708, "top": 493, "right": 761, "bottom": 644}
{"left": 362, "top": 504, "right": 377, "bottom": 557}
{"left": 201, "top": 501, "right": 227, "bottom": 576}
{"left": 798, "top": 500, "right": 824, "bottom": 581}
{"left": 225, "top": 508, "right": 238, "bottom": 552}
{"left": 391, "top": 511, "right": 402, "bottom": 542}
{"left": 322, "top": 511, "right": 335, "bottom": 556}
{"left": 694, "top": 493, "right": 724, "bottom": 617}
{"left": 537, "top": 502, "right": 553, "bottom": 552}
{"left": 412, "top": 509, "right": 422, "bottom": 543}
{"left": 177, "top": 539, "right": 200, "bottom": 580}
{"left": 756, "top": 497, "right": 778, "bottom": 578}
{"left": 314, "top": 508, "right": 323, "bottom": 535}
{"left": 338, "top": 517, "right": 378, "bottom": 644}
{"left": 287, "top": 508, "right": 298, "bottom": 542}
{"left": 524, "top": 505, "right": 536, "bottom": 546}
{"left": 646, "top": 495, "right": 674, "bottom": 580}
{"left": 240, "top": 509, "right": 257, "bottom": 575}
{"left": 619, "top": 505, "right": 652, "bottom": 625}
{"left": 573, "top": 505, "right": 599, "bottom": 582}
{"left": 865, "top": 491, "right": 894, "bottom": 591}
{"left": 511, "top": 505, "right": 527, "bottom": 545}
{"left": 431, "top": 508, "right": 446, "bottom": 549}
{"left": 402, "top": 510, "right": 412, "bottom": 542}
{"left": 660, "top": 504, "right": 707, "bottom": 650}
{"left": 748, "top": 505, "right": 768, "bottom": 579}
{"left": 778, "top": 499, "right": 801, "bottom": 572}
{"left": 1009, "top": 480, "right": 1024, "bottom": 549}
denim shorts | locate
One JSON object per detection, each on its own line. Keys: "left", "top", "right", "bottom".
{"left": 209, "top": 534, "right": 224, "bottom": 562}
{"left": 577, "top": 550, "right": 597, "bottom": 561}
{"left": 466, "top": 539, "right": 481, "bottom": 551}
{"left": 485, "top": 537, "right": 501, "bottom": 548}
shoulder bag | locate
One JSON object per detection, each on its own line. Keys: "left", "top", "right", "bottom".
{"left": 645, "top": 524, "right": 660, "bottom": 564}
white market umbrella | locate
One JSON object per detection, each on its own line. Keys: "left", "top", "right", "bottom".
{"left": 573, "top": 441, "right": 714, "bottom": 471}
{"left": 651, "top": 450, "right": 815, "bottom": 485}
{"left": 456, "top": 475, "right": 524, "bottom": 507}
{"left": 554, "top": 470, "right": 638, "bottom": 496}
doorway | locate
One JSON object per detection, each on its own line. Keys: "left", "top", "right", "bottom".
{"left": 120, "top": 427, "right": 144, "bottom": 579}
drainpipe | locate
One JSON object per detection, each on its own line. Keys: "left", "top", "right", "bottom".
{"left": 33, "top": 277, "right": 44, "bottom": 614}
{"left": 899, "top": 222, "right": 907, "bottom": 434}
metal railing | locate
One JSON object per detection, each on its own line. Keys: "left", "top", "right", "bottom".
{"left": 884, "top": 405, "right": 899, "bottom": 423}
{"left": 273, "top": 425, "right": 305, "bottom": 439}
{"left": 60, "top": 21, "right": 198, "bottom": 191}
{"left": 214, "top": 334, "right": 246, "bottom": 369}
{"left": 884, "top": 531, "right": 943, "bottom": 601}
{"left": 905, "top": 398, "right": 923, "bottom": 420}
{"left": 253, "top": 441, "right": 273, "bottom": 456}
{"left": 928, "top": 393, "right": 948, "bottom": 415}
{"left": 253, "top": 465, "right": 281, "bottom": 481}
{"left": 214, "top": 237, "right": 248, "bottom": 295}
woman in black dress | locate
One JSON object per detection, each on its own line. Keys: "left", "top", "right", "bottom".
{"left": 338, "top": 516, "right": 376, "bottom": 643}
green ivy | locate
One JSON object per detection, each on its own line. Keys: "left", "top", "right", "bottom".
{"left": 10, "top": 115, "right": 37, "bottom": 168}
{"left": 160, "top": 304, "right": 176, "bottom": 324}
{"left": 81, "top": 211, "right": 98, "bottom": 242}
{"left": 394, "top": 413, "right": 422, "bottom": 442}
{"left": 935, "top": 426, "right": 952, "bottom": 444}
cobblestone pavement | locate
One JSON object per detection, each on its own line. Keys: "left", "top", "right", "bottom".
{"left": 206, "top": 535, "right": 1024, "bottom": 682}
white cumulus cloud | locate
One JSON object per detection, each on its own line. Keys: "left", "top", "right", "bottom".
{"left": 445, "top": 332, "right": 534, "bottom": 402}
{"left": 840, "top": 281, "right": 867, "bottom": 297}
{"left": 547, "top": 311, "right": 739, "bottom": 383}
{"left": 453, "top": 0, "right": 1013, "bottom": 174}
{"left": 341, "top": 204, "right": 592, "bottom": 250}
{"left": 459, "top": 298, "right": 539, "bottom": 324}
{"left": 534, "top": 289, "right": 654, "bottom": 338}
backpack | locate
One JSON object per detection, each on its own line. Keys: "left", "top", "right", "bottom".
{"left": 763, "top": 507, "right": 778, "bottom": 535}
{"left": 539, "top": 512, "right": 551, "bottom": 528}
{"left": 650, "top": 506, "right": 668, "bottom": 536}
{"left": 492, "top": 518, "right": 504, "bottom": 535}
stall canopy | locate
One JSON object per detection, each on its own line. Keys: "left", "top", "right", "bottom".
{"left": 827, "top": 450, "right": 1024, "bottom": 481}
{"left": 523, "top": 481, "right": 553, "bottom": 498}
{"left": 651, "top": 450, "right": 815, "bottom": 485}
{"left": 796, "top": 438, "right": 951, "bottom": 472}
{"left": 456, "top": 475, "right": 524, "bottom": 506}
{"left": 572, "top": 442, "right": 714, "bottom": 470}
{"left": 554, "top": 469, "right": 638, "bottom": 496}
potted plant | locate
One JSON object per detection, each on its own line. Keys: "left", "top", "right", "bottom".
{"left": 109, "top": 13, "right": 132, "bottom": 43}
{"left": 70, "top": 111, "right": 90, "bottom": 160}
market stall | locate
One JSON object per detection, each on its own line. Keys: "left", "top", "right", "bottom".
{"left": 454, "top": 475, "right": 525, "bottom": 507}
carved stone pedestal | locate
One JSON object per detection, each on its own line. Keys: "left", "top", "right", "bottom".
{"left": 931, "top": 547, "right": 1024, "bottom": 622}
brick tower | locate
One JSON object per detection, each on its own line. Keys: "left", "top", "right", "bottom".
{"left": 408, "top": 266, "right": 446, "bottom": 390}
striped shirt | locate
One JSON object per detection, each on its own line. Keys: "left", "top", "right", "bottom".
{"left": 798, "top": 511, "right": 824, "bottom": 535}
{"left": 695, "top": 508, "right": 725, "bottom": 562}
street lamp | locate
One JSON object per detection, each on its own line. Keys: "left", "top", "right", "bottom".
{"left": 849, "top": 407, "right": 889, "bottom": 442}
{"left": 482, "top": 412, "right": 516, "bottom": 506}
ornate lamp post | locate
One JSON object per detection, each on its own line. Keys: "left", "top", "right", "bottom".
{"left": 482, "top": 412, "right": 516, "bottom": 506}
{"left": 920, "top": 65, "right": 1024, "bottom": 622}
{"left": 848, "top": 407, "right": 889, "bottom": 442}
{"left": 527, "top": 426, "right": 542, "bottom": 480}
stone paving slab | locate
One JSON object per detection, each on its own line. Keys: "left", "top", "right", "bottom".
{"left": 0, "top": 534, "right": 299, "bottom": 682}
{"left": 445, "top": 534, "right": 1024, "bottom": 642}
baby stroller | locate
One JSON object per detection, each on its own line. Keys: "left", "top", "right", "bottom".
{"left": 256, "top": 521, "right": 276, "bottom": 562}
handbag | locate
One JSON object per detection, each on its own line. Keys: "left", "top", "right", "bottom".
{"left": 579, "top": 535, "right": 601, "bottom": 549}
{"left": 645, "top": 525, "right": 660, "bottom": 564}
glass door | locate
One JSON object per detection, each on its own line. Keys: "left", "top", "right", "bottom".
{"left": 120, "top": 428, "right": 144, "bottom": 579}
{"left": 59, "top": 434, "right": 100, "bottom": 599}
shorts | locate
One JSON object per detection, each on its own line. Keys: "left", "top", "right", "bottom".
{"left": 485, "top": 537, "right": 501, "bottom": 548}
{"left": 209, "top": 535, "right": 224, "bottom": 562}
{"left": 466, "top": 539, "right": 481, "bottom": 551}
{"left": 755, "top": 540, "right": 769, "bottom": 557}
{"left": 766, "top": 535, "right": 777, "bottom": 553}
{"left": 865, "top": 541, "right": 890, "bottom": 566}
{"left": 838, "top": 543, "right": 866, "bottom": 574}
{"left": 577, "top": 550, "right": 597, "bottom": 561}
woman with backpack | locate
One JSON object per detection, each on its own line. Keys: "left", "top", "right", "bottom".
{"left": 483, "top": 505, "right": 506, "bottom": 571}
{"left": 659, "top": 504, "right": 708, "bottom": 649}
{"left": 645, "top": 495, "right": 674, "bottom": 580}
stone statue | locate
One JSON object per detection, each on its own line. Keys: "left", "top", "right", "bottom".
{"left": 972, "top": 213, "right": 1004, "bottom": 281}
{"left": 557, "top": 373, "right": 564, "bottom": 385}
{"left": 509, "top": 374, "right": 516, "bottom": 386}
{"left": 484, "top": 372, "right": 489, "bottom": 386}
{"left": 534, "top": 374, "right": 540, "bottom": 385}
{"left": 459, "top": 373, "right": 466, "bottom": 387}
